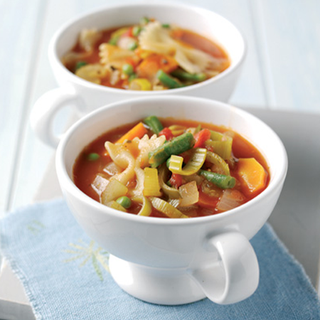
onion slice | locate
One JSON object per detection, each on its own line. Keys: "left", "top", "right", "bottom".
{"left": 179, "top": 181, "right": 199, "bottom": 207}
{"left": 216, "top": 189, "right": 246, "bottom": 212}
{"left": 150, "top": 197, "right": 189, "bottom": 218}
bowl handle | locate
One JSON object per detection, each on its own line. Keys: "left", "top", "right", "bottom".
{"left": 30, "top": 86, "right": 87, "bottom": 148}
{"left": 189, "top": 231, "right": 259, "bottom": 304}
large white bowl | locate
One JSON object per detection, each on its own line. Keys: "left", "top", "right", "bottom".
{"left": 55, "top": 96, "right": 287, "bottom": 305}
{"left": 31, "top": 2, "right": 246, "bottom": 147}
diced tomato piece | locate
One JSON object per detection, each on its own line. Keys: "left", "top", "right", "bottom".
{"left": 193, "top": 129, "right": 211, "bottom": 148}
{"left": 159, "top": 127, "right": 173, "bottom": 140}
{"left": 169, "top": 173, "right": 183, "bottom": 189}
{"left": 197, "top": 189, "right": 219, "bottom": 208}
{"left": 121, "top": 27, "right": 134, "bottom": 38}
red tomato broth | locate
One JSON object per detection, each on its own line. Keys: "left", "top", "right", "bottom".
{"left": 73, "top": 118, "right": 270, "bottom": 218}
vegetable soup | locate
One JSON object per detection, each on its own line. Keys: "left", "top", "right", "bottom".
{"left": 73, "top": 116, "right": 269, "bottom": 218}
{"left": 62, "top": 17, "right": 230, "bottom": 90}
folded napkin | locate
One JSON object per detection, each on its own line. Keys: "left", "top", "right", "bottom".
{"left": 1, "top": 199, "right": 320, "bottom": 320}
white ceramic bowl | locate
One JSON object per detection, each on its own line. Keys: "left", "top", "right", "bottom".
{"left": 56, "top": 96, "right": 287, "bottom": 305}
{"left": 31, "top": 2, "right": 246, "bottom": 147}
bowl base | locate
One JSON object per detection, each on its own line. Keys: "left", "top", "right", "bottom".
{"left": 109, "top": 255, "right": 206, "bottom": 305}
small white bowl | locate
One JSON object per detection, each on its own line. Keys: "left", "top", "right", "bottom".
{"left": 55, "top": 96, "right": 287, "bottom": 305}
{"left": 31, "top": 2, "right": 246, "bottom": 147}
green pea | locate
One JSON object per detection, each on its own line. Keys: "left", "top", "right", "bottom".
{"left": 87, "top": 153, "right": 100, "bottom": 161}
{"left": 116, "top": 196, "right": 132, "bottom": 209}
{"left": 75, "top": 61, "right": 87, "bottom": 70}
{"left": 122, "top": 63, "right": 134, "bottom": 75}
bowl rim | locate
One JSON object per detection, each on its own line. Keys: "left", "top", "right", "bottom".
{"left": 48, "top": 1, "right": 247, "bottom": 95}
{"left": 55, "top": 95, "right": 288, "bottom": 226}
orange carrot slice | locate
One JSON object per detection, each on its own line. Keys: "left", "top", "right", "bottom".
{"left": 136, "top": 54, "right": 178, "bottom": 79}
{"left": 116, "top": 122, "right": 147, "bottom": 143}
{"left": 237, "top": 158, "right": 267, "bottom": 196}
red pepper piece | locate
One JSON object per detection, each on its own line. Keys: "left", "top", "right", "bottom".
{"left": 159, "top": 127, "right": 174, "bottom": 140}
{"left": 193, "top": 129, "right": 211, "bottom": 148}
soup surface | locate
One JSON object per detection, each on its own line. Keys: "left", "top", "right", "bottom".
{"left": 62, "top": 17, "right": 230, "bottom": 90}
{"left": 73, "top": 117, "right": 269, "bottom": 218}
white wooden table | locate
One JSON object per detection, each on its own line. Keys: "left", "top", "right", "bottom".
{"left": 1, "top": 0, "right": 320, "bottom": 319}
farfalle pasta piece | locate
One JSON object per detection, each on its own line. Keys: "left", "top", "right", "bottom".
{"left": 105, "top": 142, "right": 136, "bottom": 185}
{"left": 99, "top": 43, "right": 138, "bottom": 69}
{"left": 139, "top": 21, "right": 218, "bottom": 74}
{"left": 131, "top": 167, "right": 145, "bottom": 197}
{"left": 139, "top": 21, "right": 177, "bottom": 55}
{"left": 79, "top": 28, "right": 102, "bottom": 52}
{"left": 174, "top": 47, "right": 215, "bottom": 74}
{"left": 134, "top": 134, "right": 166, "bottom": 168}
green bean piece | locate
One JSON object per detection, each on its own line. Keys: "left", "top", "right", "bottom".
{"left": 162, "top": 23, "right": 170, "bottom": 28}
{"left": 199, "top": 170, "right": 236, "bottom": 189}
{"left": 143, "top": 116, "right": 164, "bottom": 134}
{"left": 116, "top": 196, "right": 132, "bottom": 209}
{"left": 75, "top": 61, "right": 87, "bottom": 70}
{"left": 156, "top": 70, "right": 183, "bottom": 89}
{"left": 87, "top": 153, "right": 100, "bottom": 161}
{"left": 170, "top": 69, "right": 206, "bottom": 82}
{"left": 132, "top": 26, "right": 142, "bottom": 37}
{"left": 122, "top": 64, "right": 134, "bottom": 75}
{"left": 149, "top": 132, "right": 195, "bottom": 168}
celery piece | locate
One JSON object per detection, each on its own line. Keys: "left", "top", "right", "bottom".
{"left": 143, "top": 115, "right": 163, "bottom": 134}
{"left": 149, "top": 132, "right": 195, "bottom": 168}
{"left": 150, "top": 197, "right": 189, "bottom": 218}
{"left": 143, "top": 168, "right": 162, "bottom": 197}
{"left": 158, "top": 164, "right": 180, "bottom": 199}
{"left": 132, "top": 196, "right": 152, "bottom": 216}
{"left": 168, "top": 125, "right": 186, "bottom": 136}
{"left": 199, "top": 170, "right": 236, "bottom": 189}
{"left": 205, "top": 139, "right": 232, "bottom": 160}
{"left": 210, "top": 130, "right": 224, "bottom": 141}
{"left": 106, "top": 201, "right": 127, "bottom": 212}
{"left": 168, "top": 148, "right": 207, "bottom": 176}
{"left": 206, "top": 151, "right": 230, "bottom": 176}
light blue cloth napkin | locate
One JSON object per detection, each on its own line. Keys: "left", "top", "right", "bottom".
{"left": 1, "top": 199, "right": 320, "bottom": 320}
